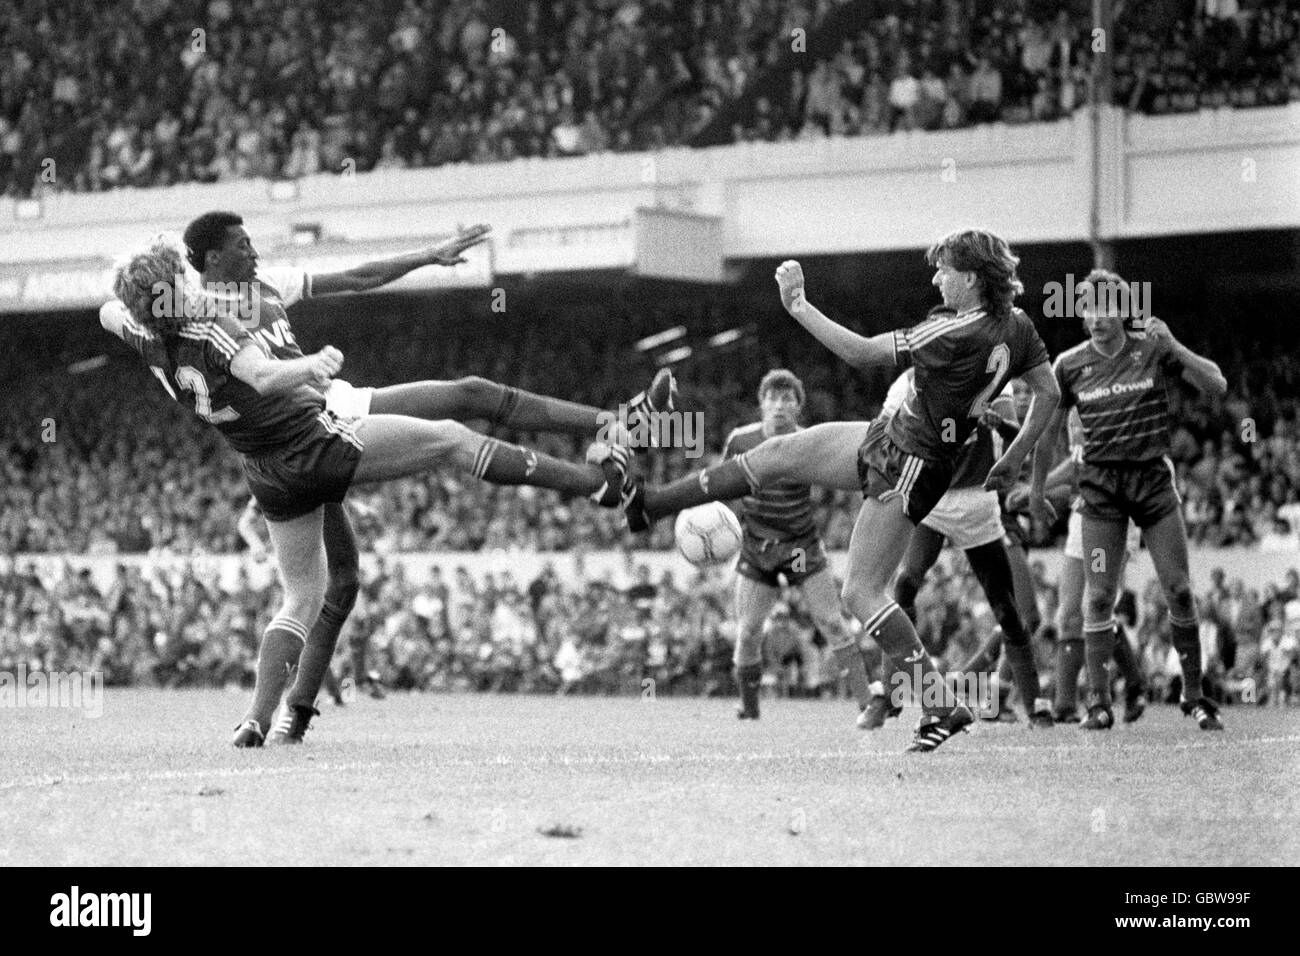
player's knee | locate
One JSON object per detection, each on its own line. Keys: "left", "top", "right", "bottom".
{"left": 455, "top": 375, "right": 499, "bottom": 415}
{"left": 325, "top": 568, "right": 360, "bottom": 616}
{"left": 1084, "top": 591, "right": 1115, "bottom": 624}
{"left": 1166, "top": 581, "right": 1195, "bottom": 619}
{"left": 894, "top": 569, "right": 921, "bottom": 609}
{"left": 1059, "top": 606, "right": 1084, "bottom": 641}
{"left": 840, "top": 578, "right": 883, "bottom": 624}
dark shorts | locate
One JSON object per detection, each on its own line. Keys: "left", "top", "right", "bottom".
{"left": 242, "top": 412, "right": 364, "bottom": 522}
{"left": 856, "top": 417, "right": 953, "bottom": 524}
{"left": 1077, "top": 457, "right": 1181, "bottom": 529}
{"left": 736, "top": 532, "right": 828, "bottom": 588}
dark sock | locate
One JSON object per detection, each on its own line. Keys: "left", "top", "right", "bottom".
{"left": 496, "top": 386, "right": 605, "bottom": 436}
{"left": 287, "top": 600, "right": 348, "bottom": 710}
{"left": 645, "top": 457, "right": 756, "bottom": 520}
{"left": 864, "top": 602, "right": 954, "bottom": 717}
{"left": 1084, "top": 622, "right": 1117, "bottom": 707}
{"left": 475, "top": 438, "right": 602, "bottom": 497}
{"left": 1170, "top": 619, "right": 1203, "bottom": 701}
{"left": 351, "top": 639, "right": 367, "bottom": 685}
{"left": 832, "top": 643, "right": 872, "bottom": 709}
{"left": 1111, "top": 623, "right": 1144, "bottom": 692}
{"left": 1055, "top": 638, "right": 1085, "bottom": 712}
{"left": 244, "top": 618, "right": 306, "bottom": 731}
{"left": 1003, "top": 641, "right": 1042, "bottom": 715}
{"left": 962, "top": 631, "right": 1002, "bottom": 676}
{"left": 736, "top": 663, "right": 762, "bottom": 715}
{"left": 322, "top": 666, "right": 343, "bottom": 704}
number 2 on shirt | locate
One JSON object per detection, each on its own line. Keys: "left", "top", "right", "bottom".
{"left": 150, "top": 365, "right": 238, "bottom": 423}
{"left": 967, "top": 343, "right": 1010, "bottom": 418}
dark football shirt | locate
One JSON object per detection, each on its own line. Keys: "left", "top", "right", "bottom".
{"left": 1053, "top": 332, "right": 1183, "bottom": 464}
{"left": 722, "top": 422, "right": 817, "bottom": 541}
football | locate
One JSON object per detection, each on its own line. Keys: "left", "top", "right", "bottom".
{"left": 674, "top": 502, "right": 743, "bottom": 566}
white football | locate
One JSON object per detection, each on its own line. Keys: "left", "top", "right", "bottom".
{"left": 674, "top": 502, "right": 743, "bottom": 566}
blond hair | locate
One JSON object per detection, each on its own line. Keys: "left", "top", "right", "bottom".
{"left": 111, "top": 233, "right": 205, "bottom": 335}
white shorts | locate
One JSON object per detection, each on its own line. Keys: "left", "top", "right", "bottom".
{"left": 324, "top": 379, "right": 374, "bottom": 419}
{"left": 1064, "top": 509, "right": 1142, "bottom": 560}
{"left": 921, "top": 485, "right": 1003, "bottom": 550}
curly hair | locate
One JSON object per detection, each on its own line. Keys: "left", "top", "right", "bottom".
{"left": 111, "top": 233, "right": 204, "bottom": 336}
{"left": 925, "top": 229, "right": 1024, "bottom": 320}
{"left": 757, "top": 368, "right": 805, "bottom": 408}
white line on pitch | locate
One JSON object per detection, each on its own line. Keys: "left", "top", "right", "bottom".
{"left": 0, "top": 734, "right": 1295, "bottom": 793}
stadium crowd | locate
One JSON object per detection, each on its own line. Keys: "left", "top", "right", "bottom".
{"left": 2, "top": 547, "right": 1297, "bottom": 707}
{"left": 2, "top": 0, "right": 1296, "bottom": 197}
{"left": 732, "top": 0, "right": 1298, "bottom": 142}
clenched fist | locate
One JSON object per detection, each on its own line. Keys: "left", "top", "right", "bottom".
{"left": 775, "top": 260, "right": 806, "bottom": 313}
{"left": 308, "top": 345, "right": 344, "bottom": 388}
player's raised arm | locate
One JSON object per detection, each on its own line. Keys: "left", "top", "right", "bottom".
{"left": 311, "top": 224, "right": 491, "bottom": 296}
{"left": 775, "top": 261, "right": 896, "bottom": 369}
{"left": 1146, "top": 317, "right": 1227, "bottom": 398}
{"left": 231, "top": 343, "right": 343, "bottom": 396}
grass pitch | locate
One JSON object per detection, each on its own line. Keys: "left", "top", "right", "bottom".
{"left": 1, "top": 690, "right": 1296, "bottom": 866}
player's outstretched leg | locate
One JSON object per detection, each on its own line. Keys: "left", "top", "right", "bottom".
{"left": 235, "top": 508, "right": 328, "bottom": 747}
{"left": 1142, "top": 509, "right": 1223, "bottom": 731}
{"left": 351, "top": 415, "right": 627, "bottom": 504}
{"left": 273, "top": 503, "right": 359, "bottom": 744}
{"left": 369, "top": 368, "right": 675, "bottom": 444}
{"left": 732, "top": 576, "right": 777, "bottom": 720}
{"left": 623, "top": 422, "right": 868, "bottom": 531}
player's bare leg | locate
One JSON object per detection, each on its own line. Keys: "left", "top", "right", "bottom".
{"left": 272, "top": 503, "right": 359, "bottom": 744}
{"left": 1142, "top": 509, "right": 1223, "bottom": 730}
{"left": 351, "top": 415, "right": 625, "bottom": 502}
{"left": 235, "top": 508, "right": 328, "bottom": 747}
{"left": 733, "top": 576, "right": 780, "bottom": 719}
{"left": 799, "top": 568, "right": 873, "bottom": 717}
{"left": 369, "top": 368, "right": 675, "bottom": 442}
{"left": 1078, "top": 516, "right": 1129, "bottom": 728}
{"left": 842, "top": 496, "right": 968, "bottom": 752}
{"left": 626, "top": 422, "right": 867, "bottom": 530}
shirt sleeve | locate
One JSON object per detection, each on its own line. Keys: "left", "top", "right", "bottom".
{"left": 1009, "top": 309, "right": 1050, "bottom": 377}
{"left": 893, "top": 314, "right": 958, "bottom": 371}
{"left": 721, "top": 429, "right": 737, "bottom": 460}
{"left": 1154, "top": 334, "right": 1184, "bottom": 378}
{"left": 256, "top": 266, "right": 311, "bottom": 307}
{"left": 203, "top": 315, "right": 257, "bottom": 374}
{"left": 104, "top": 298, "right": 164, "bottom": 359}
